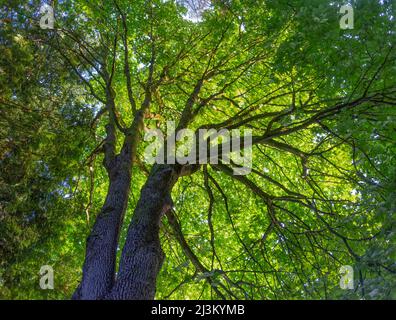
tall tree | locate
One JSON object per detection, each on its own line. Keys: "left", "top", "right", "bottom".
{"left": 1, "top": 0, "right": 395, "bottom": 299}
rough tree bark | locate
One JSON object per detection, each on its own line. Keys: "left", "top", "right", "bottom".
{"left": 72, "top": 89, "right": 145, "bottom": 299}
{"left": 105, "top": 164, "right": 179, "bottom": 299}
{"left": 71, "top": 81, "right": 197, "bottom": 299}
{"left": 72, "top": 152, "right": 132, "bottom": 299}
{"left": 73, "top": 148, "right": 198, "bottom": 299}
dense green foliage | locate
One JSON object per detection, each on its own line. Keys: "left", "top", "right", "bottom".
{"left": 0, "top": 0, "right": 395, "bottom": 299}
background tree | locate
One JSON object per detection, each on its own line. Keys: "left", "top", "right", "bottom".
{"left": 0, "top": 0, "right": 94, "bottom": 297}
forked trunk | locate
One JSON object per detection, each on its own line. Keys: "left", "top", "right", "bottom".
{"left": 73, "top": 162, "right": 180, "bottom": 300}
{"left": 106, "top": 164, "right": 178, "bottom": 299}
{"left": 72, "top": 156, "right": 132, "bottom": 299}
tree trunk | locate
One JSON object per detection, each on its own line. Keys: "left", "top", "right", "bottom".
{"left": 73, "top": 88, "right": 145, "bottom": 299}
{"left": 73, "top": 148, "right": 198, "bottom": 299}
{"left": 72, "top": 154, "right": 133, "bottom": 299}
{"left": 105, "top": 164, "right": 178, "bottom": 299}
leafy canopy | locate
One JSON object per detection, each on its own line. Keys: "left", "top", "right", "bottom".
{"left": 0, "top": 0, "right": 395, "bottom": 299}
